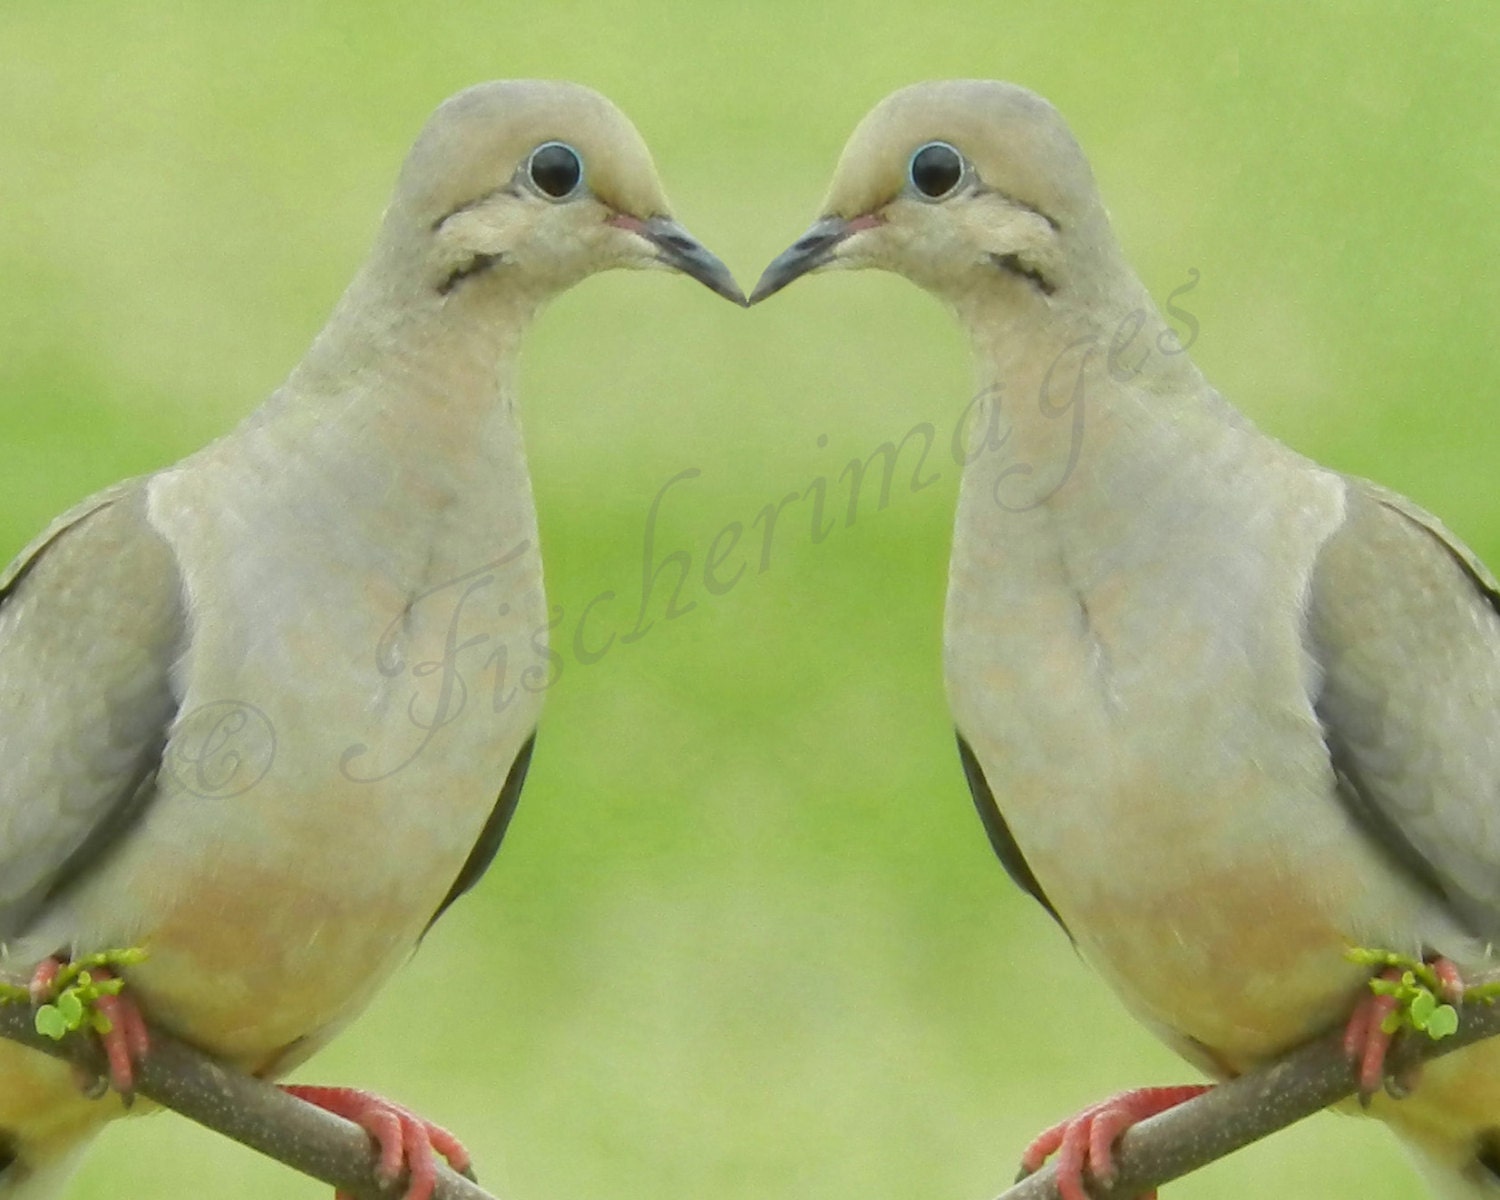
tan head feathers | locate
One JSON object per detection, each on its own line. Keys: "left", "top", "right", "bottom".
{"left": 752, "top": 80, "right": 1116, "bottom": 307}
{"left": 820, "top": 81, "right": 1098, "bottom": 227}
{"left": 372, "top": 80, "right": 744, "bottom": 305}
{"left": 393, "top": 81, "right": 671, "bottom": 228}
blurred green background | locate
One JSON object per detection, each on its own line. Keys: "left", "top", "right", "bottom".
{"left": 2, "top": 3, "right": 1497, "bottom": 1198}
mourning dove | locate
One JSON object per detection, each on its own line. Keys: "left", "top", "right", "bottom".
{"left": 753, "top": 79, "right": 1500, "bottom": 1199}
{"left": 0, "top": 79, "right": 743, "bottom": 1199}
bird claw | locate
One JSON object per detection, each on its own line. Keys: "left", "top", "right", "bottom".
{"left": 28, "top": 954, "right": 151, "bottom": 1100}
{"left": 283, "top": 1085, "right": 473, "bottom": 1200}
{"left": 1343, "top": 954, "right": 1464, "bottom": 1103}
{"left": 1017, "top": 1085, "right": 1208, "bottom": 1200}
{"left": 1342, "top": 966, "right": 1401, "bottom": 1105}
{"left": 27, "top": 957, "right": 62, "bottom": 1005}
{"left": 1430, "top": 958, "right": 1466, "bottom": 1006}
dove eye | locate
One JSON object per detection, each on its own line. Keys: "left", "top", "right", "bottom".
{"left": 909, "top": 142, "right": 965, "bottom": 200}
{"left": 527, "top": 142, "right": 583, "bottom": 199}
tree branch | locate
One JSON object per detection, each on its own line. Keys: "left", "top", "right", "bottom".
{"left": 997, "top": 973, "right": 1500, "bottom": 1200}
{"left": 13, "top": 966, "right": 1499, "bottom": 1200}
{"left": 0, "top": 1002, "right": 497, "bottom": 1200}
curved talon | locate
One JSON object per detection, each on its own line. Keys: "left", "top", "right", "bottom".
{"left": 1360, "top": 1002, "right": 1398, "bottom": 1102}
{"left": 283, "top": 1085, "right": 472, "bottom": 1200}
{"left": 27, "top": 958, "right": 61, "bottom": 1005}
{"left": 29, "top": 958, "right": 150, "bottom": 1099}
{"left": 90, "top": 968, "right": 151, "bottom": 1097}
{"left": 1019, "top": 1086, "right": 1208, "bottom": 1200}
{"left": 1432, "top": 958, "right": 1465, "bottom": 1005}
{"left": 1343, "top": 957, "right": 1464, "bottom": 1103}
{"left": 399, "top": 1112, "right": 436, "bottom": 1200}
{"left": 1018, "top": 1111, "right": 1074, "bottom": 1177}
{"left": 1341, "top": 985, "right": 1372, "bottom": 1061}
{"left": 1054, "top": 1105, "right": 1100, "bottom": 1200}
{"left": 367, "top": 1105, "right": 406, "bottom": 1183}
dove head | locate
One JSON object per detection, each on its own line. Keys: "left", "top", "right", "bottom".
{"left": 374, "top": 80, "right": 744, "bottom": 307}
{"left": 752, "top": 81, "right": 1118, "bottom": 311}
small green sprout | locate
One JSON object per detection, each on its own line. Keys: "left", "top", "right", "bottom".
{"left": 1347, "top": 948, "right": 1459, "bottom": 1041}
{"left": 0, "top": 948, "right": 148, "bottom": 1042}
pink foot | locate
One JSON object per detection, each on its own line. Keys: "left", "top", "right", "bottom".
{"left": 1343, "top": 956, "right": 1463, "bottom": 1103}
{"left": 27, "top": 958, "right": 61, "bottom": 1004}
{"left": 283, "top": 1085, "right": 473, "bottom": 1200}
{"left": 29, "top": 958, "right": 151, "bottom": 1098}
{"left": 1431, "top": 958, "right": 1466, "bottom": 1004}
{"left": 1342, "top": 966, "right": 1401, "bottom": 1101}
{"left": 1018, "top": 1085, "right": 1210, "bottom": 1200}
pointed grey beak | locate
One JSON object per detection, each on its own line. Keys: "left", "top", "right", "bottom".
{"left": 750, "top": 215, "right": 861, "bottom": 305}
{"left": 613, "top": 214, "right": 746, "bottom": 306}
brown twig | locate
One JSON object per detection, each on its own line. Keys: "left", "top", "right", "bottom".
{"left": 0, "top": 1002, "right": 496, "bottom": 1200}
{"left": 997, "top": 974, "right": 1500, "bottom": 1200}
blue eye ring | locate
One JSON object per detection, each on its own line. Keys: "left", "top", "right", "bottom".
{"left": 908, "top": 141, "right": 965, "bottom": 200}
{"left": 527, "top": 141, "right": 584, "bottom": 200}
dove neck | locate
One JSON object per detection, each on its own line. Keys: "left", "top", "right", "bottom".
{"left": 241, "top": 264, "right": 539, "bottom": 477}
{"left": 955, "top": 276, "right": 1233, "bottom": 511}
{"left": 202, "top": 267, "right": 545, "bottom": 594}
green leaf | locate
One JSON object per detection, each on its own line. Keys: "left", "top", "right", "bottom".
{"left": 56, "top": 990, "right": 84, "bottom": 1029}
{"left": 1425, "top": 1005, "right": 1459, "bottom": 1040}
{"left": 34, "top": 1005, "right": 68, "bottom": 1040}
{"left": 1409, "top": 989, "right": 1436, "bottom": 1028}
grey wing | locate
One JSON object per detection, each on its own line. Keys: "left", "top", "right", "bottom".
{"left": 1306, "top": 477, "right": 1500, "bottom": 941}
{"left": 955, "top": 733, "right": 1067, "bottom": 933}
{"left": 0, "top": 481, "right": 185, "bottom": 943}
{"left": 424, "top": 729, "right": 537, "bottom": 934}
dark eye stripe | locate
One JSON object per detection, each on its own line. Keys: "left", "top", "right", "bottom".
{"left": 909, "top": 141, "right": 964, "bottom": 200}
{"left": 528, "top": 142, "right": 583, "bottom": 199}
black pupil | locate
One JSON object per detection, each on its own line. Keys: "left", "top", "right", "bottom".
{"left": 911, "top": 143, "right": 963, "bottom": 198}
{"left": 530, "top": 144, "right": 581, "bottom": 198}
